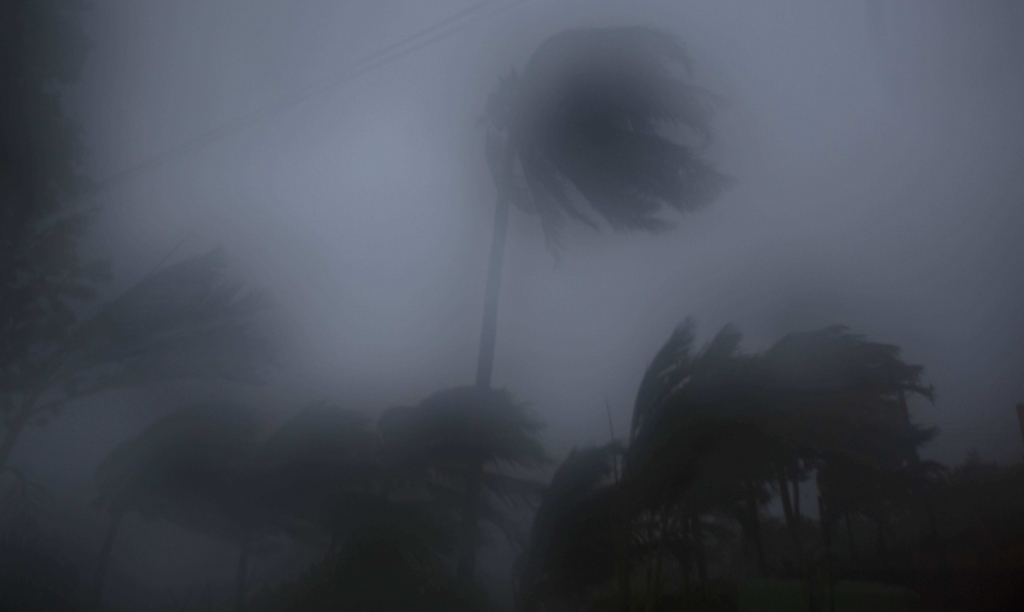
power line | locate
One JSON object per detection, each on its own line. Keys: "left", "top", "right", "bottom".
{"left": 93, "top": 0, "right": 530, "bottom": 195}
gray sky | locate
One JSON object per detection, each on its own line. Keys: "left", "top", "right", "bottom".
{"left": 45, "top": 0, "right": 1024, "bottom": 482}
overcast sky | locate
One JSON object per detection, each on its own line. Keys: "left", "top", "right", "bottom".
{"left": 25, "top": 0, "right": 1022, "bottom": 492}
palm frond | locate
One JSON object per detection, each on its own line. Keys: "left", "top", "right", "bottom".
{"left": 630, "top": 319, "right": 696, "bottom": 442}
{"left": 94, "top": 402, "right": 270, "bottom": 541}
{"left": 516, "top": 444, "right": 622, "bottom": 608}
{"left": 46, "top": 249, "right": 274, "bottom": 407}
{"left": 489, "top": 27, "right": 731, "bottom": 243}
{"left": 378, "top": 386, "right": 548, "bottom": 472}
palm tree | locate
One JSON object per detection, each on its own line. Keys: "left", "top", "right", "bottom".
{"left": 515, "top": 443, "right": 622, "bottom": 612}
{"left": 464, "top": 25, "right": 730, "bottom": 580}
{"left": 256, "top": 402, "right": 378, "bottom": 554}
{"left": 254, "top": 390, "right": 542, "bottom": 610}
{"left": 511, "top": 321, "right": 937, "bottom": 610}
{"left": 92, "top": 402, "right": 272, "bottom": 611}
{"left": 624, "top": 321, "right": 935, "bottom": 611}
{"left": 751, "top": 326, "right": 934, "bottom": 566}
{"left": 1, "top": 248, "right": 273, "bottom": 471}
{"left": 380, "top": 387, "right": 548, "bottom": 580}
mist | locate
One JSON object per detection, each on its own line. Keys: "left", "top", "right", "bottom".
{"left": 4, "top": 1, "right": 1024, "bottom": 610}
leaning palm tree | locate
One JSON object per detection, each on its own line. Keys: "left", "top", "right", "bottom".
{"left": 256, "top": 402, "right": 378, "bottom": 553}
{"left": 514, "top": 443, "right": 623, "bottom": 612}
{"left": 380, "top": 387, "right": 548, "bottom": 579}
{"left": 93, "top": 402, "right": 273, "bottom": 611}
{"left": 378, "top": 387, "right": 548, "bottom": 478}
{"left": 625, "top": 321, "right": 935, "bottom": 610}
{"left": 0, "top": 248, "right": 273, "bottom": 472}
{"left": 463, "top": 25, "right": 730, "bottom": 580}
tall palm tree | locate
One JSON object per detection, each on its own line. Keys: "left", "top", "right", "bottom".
{"left": 464, "top": 25, "right": 730, "bottom": 580}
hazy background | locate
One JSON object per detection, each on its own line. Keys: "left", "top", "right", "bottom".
{"left": 15, "top": 0, "right": 1024, "bottom": 601}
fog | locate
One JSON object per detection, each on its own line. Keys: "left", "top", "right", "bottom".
{"left": 66, "top": 0, "right": 1024, "bottom": 461}
{"left": 6, "top": 0, "right": 1024, "bottom": 610}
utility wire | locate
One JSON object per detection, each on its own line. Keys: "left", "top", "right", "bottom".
{"left": 93, "top": 0, "right": 530, "bottom": 195}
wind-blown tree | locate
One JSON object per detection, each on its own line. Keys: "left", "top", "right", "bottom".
{"left": 623, "top": 321, "right": 934, "bottom": 604}
{"left": 256, "top": 402, "right": 378, "bottom": 554}
{"left": 0, "top": 531, "right": 98, "bottom": 612}
{"left": 516, "top": 319, "right": 933, "bottom": 609}
{"left": 1, "top": 1, "right": 272, "bottom": 474}
{"left": 255, "top": 392, "right": 543, "bottom": 612}
{"left": 623, "top": 321, "right": 763, "bottom": 606}
{"left": 262, "top": 532, "right": 490, "bottom": 612}
{"left": 514, "top": 443, "right": 623, "bottom": 612}
{"left": 0, "top": 248, "right": 273, "bottom": 472}
{"left": 380, "top": 387, "right": 548, "bottom": 578}
{"left": 464, "top": 25, "right": 730, "bottom": 581}
{"left": 752, "top": 326, "right": 934, "bottom": 567}
{"left": 255, "top": 400, "right": 457, "bottom": 566}
{"left": 93, "top": 402, "right": 276, "bottom": 611}
{"left": 515, "top": 324, "right": 758, "bottom": 611}
{"left": 0, "top": 0, "right": 108, "bottom": 472}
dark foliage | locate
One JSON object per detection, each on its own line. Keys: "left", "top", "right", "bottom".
{"left": 1, "top": 0, "right": 105, "bottom": 470}
{"left": 514, "top": 320, "right": 947, "bottom": 611}
{"left": 2, "top": 248, "right": 275, "bottom": 471}
{"left": 0, "top": 533, "right": 97, "bottom": 612}
{"left": 1, "top": 0, "right": 98, "bottom": 378}
{"left": 260, "top": 538, "right": 491, "bottom": 612}
{"left": 484, "top": 27, "right": 731, "bottom": 246}
{"left": 515, "top": 443, "right": 622, "bottom": 610}
{"left": 380, "top": 387, "right": 548, "bottom": 548}
{"left": 95, "top": 402, "right": 270, "bottom": 537}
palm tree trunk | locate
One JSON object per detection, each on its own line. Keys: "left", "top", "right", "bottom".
{"left": 643, "top": 513, "right": 656, "bottom": 602}
{"left": 617, "top": 502, "right": 633, "bottom": 612}
{"left": 776, "top": 466, "right": 802, "bottom": 559}
{"left": 93, "top": 507, "right": 124, "bottom": 603}
{"left": 236, "top": 532, "right": 250, "bottom": 612}
{"left": 845, "top": 512, "right": 857, "bottom": 562}
{"left": 691, "top": 512, "right": 708, "bottom": 608}
{"left": 651, "top": 511, "right": 669, "bottom": 609}
{"left": 458, "top": 192, "right": 511, "bottom": 581}
{"left": 475, "top": 193, "right": 511, "bottom": 390}
{"left": 774, "top": 470, "right": 815, "bottom": 609}
{"left": 875, "top": 517, "right": 886, "bottom": 556}
{"left": 617, "top": 547, "right": 632, "bottom": 612}
{"left": 746, "top": 483, "right": 768, "bottom": 577}
{"left": 818, "top": 496, "right": 836, "bottom": 612}
{"left": 791, "top": 467, "right": 801, "bottom": 526}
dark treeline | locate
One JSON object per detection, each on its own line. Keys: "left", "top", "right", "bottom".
{"left": 2, "top": 2, "right": 1023, "bottom": 612}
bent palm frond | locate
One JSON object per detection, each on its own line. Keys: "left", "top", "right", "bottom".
{"left": 487, "top": 27, "right": 731, "bottom": 245}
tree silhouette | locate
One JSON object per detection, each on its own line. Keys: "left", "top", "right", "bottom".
{"left": 514, "top": 443, "right": 622, "bottom": 611}
{"left": 380, "top": 386, "right": 547, "bottom": 574}
{"left": 0, "top": 531, "right": 98, "bottom": 612}
{"left": 256, "top": 402, "right": 378, "bottom": 554}
{"left": 253, "top": 391, "right": 544, "bottom": 612}
{"left": 1, "top": 0, "right": 107, "bottom": 471}
{"left": 93, "top": 402, "right": 274, "bottom": 612}
{"left": 508, "top": 320, "right": 945, "bottom": 609}
{"left": 464, "top": 25, "right": 730, "bottom": 581}
{"left": 1, "top": 248, "right": 273, "bottom": 471}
